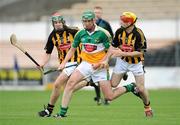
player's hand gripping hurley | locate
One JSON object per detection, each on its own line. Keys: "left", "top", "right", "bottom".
{"left": 43, "top": 64, "right": 77, "bottom": 75}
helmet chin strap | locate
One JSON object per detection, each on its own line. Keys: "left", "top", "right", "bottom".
{"left": 122, "top": 18, "right": 137, "bottom": 30}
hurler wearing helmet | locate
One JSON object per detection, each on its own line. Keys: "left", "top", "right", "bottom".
{"left": 38, "top": 11, "right": 82, "bottom": 117}
{"left": 110, "top": 11, "right": 153, "bottom": 117}
{"left": 57, "top": 10, "right": 137, "bottom": 118}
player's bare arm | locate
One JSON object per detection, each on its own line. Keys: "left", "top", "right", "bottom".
{"left": 38, "top": 53, "right": 51, "bottom": 68}
{"left": 111, "top": 49, "right": 143, "bottom": 57}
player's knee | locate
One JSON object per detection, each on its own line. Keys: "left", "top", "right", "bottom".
{"left": 110, "top": 80, "right": 118, "bottom": 88}
{"left": 66, "top": 79, "right": 77, "bottom": 90}
{"left": 111, "top": 84, "right": 118, "bottom": 88}
{"left": 137, "top": 86, "right": 146, "bottom": 94}
{"left": 54, "top": 83, "right": 61, "bottom": 90}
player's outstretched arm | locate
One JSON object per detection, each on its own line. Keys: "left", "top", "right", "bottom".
{"left": 38, "top": 53, "right": 51, "bottom": 69}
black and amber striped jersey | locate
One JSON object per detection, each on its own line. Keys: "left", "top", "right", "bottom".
{"left": 44, "top": 26, "right": 82, "bottom": 64}
{"left": 112, "top": 26, "right": 147, "bottom": 64}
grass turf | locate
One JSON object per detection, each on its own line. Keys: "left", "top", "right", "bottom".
{"left": 0, "top": 89, "right": 180, "bottom": 125}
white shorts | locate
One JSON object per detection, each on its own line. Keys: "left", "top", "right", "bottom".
{"left": 113, "top": 58, "right": 144, "bottom": 76}
{"left": 63, "top": 62, "right": 78, "bottom": 76}
{"left": 76, "top": 61, "right": 109, "bottom": 83}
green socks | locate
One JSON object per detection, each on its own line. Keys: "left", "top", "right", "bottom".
{"left": 123, "top": 83, "right": 134, "bottom": 92}
{"left": 59, "top": 106, "right": 68, "bottom": 117}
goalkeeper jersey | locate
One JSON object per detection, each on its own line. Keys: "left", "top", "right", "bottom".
{"left": 112, "top": 26, "right": 147, "bottom": 64}
{"left": 72, "top": 25, "right": 111, "bottom": 64}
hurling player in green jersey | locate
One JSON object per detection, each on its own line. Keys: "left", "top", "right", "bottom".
{"left": 54, "top": 10, "right": 136, "bottom": 118}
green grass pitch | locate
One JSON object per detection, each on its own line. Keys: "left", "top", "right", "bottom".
{"left": 0, "top": 89, "right": 180, "bottom": 125}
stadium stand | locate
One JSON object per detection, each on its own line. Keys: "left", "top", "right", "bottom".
{"left": 145, "top": 41, "right": 180, "bottom": 66}
{"left": 0, "top": 0, "right": 87, "bottom": 22}
{"left": 0, "top": 0, "right": 19, "bottom": 8}
{"left": 0, "top": 0, "right": 179, "bottom": 22}
{"left": 61, "top": 0, "right": 180, "bottom": 20}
